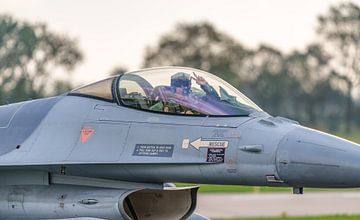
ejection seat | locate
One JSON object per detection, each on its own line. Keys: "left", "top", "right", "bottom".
{"left": 150, "top": 86, "right": 171, "bottom": 103}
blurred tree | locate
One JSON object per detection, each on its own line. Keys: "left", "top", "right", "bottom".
{"left": 286, "top": 44, "right": 326, "bottom": 124}
{"left": 0, "top": 14, "right": 83, "bottom": 104}
{"left": 109, "top": 66, "right": 128, "bottom": 76}
{"left": 245, "top": 45, "right": 302, "bottom": 119}
{"left": 317, "top": 2, "right": 360, "bottom": 132}
{"left": 143, "top": 22, "right": 250, "bottom": 86}
{"left": 285, "top": 44, "right": 346, "bottom": 129}
{"left": 53, "top": 80, "right": 74, "bottom": 95}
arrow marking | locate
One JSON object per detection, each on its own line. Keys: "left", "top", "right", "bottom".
{"left": 190, "top": 138, "right": 228, "bottom": 150}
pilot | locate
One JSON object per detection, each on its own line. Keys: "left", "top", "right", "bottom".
{"left": 150, "top": 72, "right": 194, "bottom": 114}
{"left": 149, "top": 72, "right": 219, "bottom": 114}
{"left": 172, "top": 71, "right": 221, "bottom": 101}
{"left": 170, "top": 72, "right": 192, "bottom": 96}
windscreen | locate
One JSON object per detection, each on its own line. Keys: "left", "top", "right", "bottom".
{"left": 70, "top": 77, "right": 115, "bottom": 101}
{"left": 118, "top": 67, "right": 262, "bottom": 116}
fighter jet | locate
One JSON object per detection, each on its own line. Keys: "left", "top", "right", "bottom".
{"left": 1, "top": 66, "right": 360, "bottom": 220}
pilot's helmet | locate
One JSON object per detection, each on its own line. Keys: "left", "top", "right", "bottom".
{"left": 171, "top": 72, "right": 191, "bottom": 95}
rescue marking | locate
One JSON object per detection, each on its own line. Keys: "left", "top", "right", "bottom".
{"left": 190, "top": 138, "right": 229, "bottom": 150}
{"left": 81, "top": 128, "right": 95, "bottom": 143}
{"left": 133, "top": 144, "right": 174, "bottom": 157}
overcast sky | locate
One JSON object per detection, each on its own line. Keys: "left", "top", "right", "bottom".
{"left": 1, "top": 0, "right": 359, "bottom": 85}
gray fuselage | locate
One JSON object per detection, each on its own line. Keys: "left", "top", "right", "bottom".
{"left": 0, "top": 95, "right": 359, "bottom": 188}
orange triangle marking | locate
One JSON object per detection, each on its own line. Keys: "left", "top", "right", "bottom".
{"left": 81, "top": 128, "right": 95, "bottom": 143}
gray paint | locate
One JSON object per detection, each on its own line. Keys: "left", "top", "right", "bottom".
{"left": 15, "top": 96, "right": 111, "bottom": 164}
{"left": 0, "top": 97, "right": 60, "bottom": 157}
{"left": 0, "top": 102, "right": 24, "bottom": 128}
{"left": 276, "top": 126, "right": 360, "bottom": 187}
{"left": 0, "top": 185, "right": 128, "bottom": 220}
{"left": 0, "top": 185, "right": 198, "bottom": 220}
{"left": 0, "top": 95, "right": 359, "bottom": 188}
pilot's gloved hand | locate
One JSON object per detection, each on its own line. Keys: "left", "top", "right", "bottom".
{"left": 193, "top": 72, "right": 207, "bottom": 86}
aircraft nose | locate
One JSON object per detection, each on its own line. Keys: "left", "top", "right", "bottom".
{"left": 276, "top": 126, "right": 360, "bottom": 188}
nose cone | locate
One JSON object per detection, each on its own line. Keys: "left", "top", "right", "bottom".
{"left": 276, "top": 126, "right": 360, "bottom": 188}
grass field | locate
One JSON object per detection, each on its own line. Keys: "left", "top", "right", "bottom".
{"left": 337, "top": 132, "right": 360, "bottom": 144}
{"left": 214, "top": 215, "right": 360, "bottom": 220}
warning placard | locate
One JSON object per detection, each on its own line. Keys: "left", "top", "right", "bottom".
{"left": 133, "top": 144, "right": 174, "bottom": 157}
{"left": 207, "top": 148, "right": 225, "bottom": 163}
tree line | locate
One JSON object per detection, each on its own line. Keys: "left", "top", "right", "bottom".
{"left": 0, "top": 14, "right": 82, "bottom": 104}
{"left": 141, "top": 2, "right": 360, "bottom": 133}
{"left": 1, "top": 2, "right": 359, "bottom": 133}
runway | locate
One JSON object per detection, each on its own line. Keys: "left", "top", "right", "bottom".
{"left": 196, "top": 191, "right": 360, "bottom": 218}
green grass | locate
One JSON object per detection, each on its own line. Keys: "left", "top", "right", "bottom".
{"left": 336, "top": 132, "right": 360, "bottom": 144}
{"left": 214, "top": 215, "right": 360, "bottom": 220}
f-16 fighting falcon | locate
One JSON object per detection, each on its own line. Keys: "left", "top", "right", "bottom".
{"left": 1, "top": 66, "right": 360, "bottom": 220}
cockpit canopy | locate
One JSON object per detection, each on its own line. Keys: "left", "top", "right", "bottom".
{"left": 69, "top": 67, "right": 262, "bottom": 116}
{"left": 70, "top": 77, "right": 115, "bottom": 101}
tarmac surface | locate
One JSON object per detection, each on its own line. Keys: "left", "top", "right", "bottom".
{"left": 196, "top": 191, "right": 360, "bottom": 219}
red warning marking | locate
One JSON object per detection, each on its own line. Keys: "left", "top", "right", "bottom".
{"left": 81, "top": 128, "right": 95, "bottom": 143}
